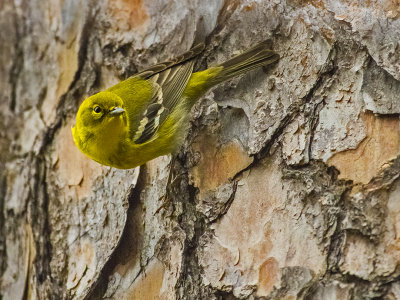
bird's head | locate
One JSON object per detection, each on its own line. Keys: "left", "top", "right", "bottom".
{"left": 72, "top": 91, "right": 127, "bottom": 156}
{"left": 76, "top": 91, "right": 125, "bottom": 127}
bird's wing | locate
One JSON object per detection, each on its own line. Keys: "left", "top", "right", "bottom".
{"left": 132, "top": 43, "right": 204, "bottom": 144}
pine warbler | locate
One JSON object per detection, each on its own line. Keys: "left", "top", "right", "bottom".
{"left": 72, "top": 42, "right": 279, "bottom": 169}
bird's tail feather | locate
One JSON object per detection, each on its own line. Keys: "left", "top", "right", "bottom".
{"left": 212, "top": 41, "right": 279, "bottom": 84}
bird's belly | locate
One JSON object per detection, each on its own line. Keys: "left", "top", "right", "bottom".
{"left": 92, "top": 115, "right": 187, "bottom": 169}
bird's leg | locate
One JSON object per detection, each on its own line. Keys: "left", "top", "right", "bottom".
{"left": 155, "top": 157, "right": 178, "bottom": 214}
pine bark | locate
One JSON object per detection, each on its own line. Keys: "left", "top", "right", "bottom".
{"left": 2, "top": 0, "right": 400, "bottom": 299}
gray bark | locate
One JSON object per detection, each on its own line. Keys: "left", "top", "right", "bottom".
{"left": 1, "top": 0, "right": 400, "bottom": 299}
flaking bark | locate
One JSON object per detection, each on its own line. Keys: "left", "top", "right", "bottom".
{"left": 2, "top": 0, "right": 400, "bottom": 299}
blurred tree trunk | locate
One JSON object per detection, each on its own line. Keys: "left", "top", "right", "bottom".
{"left": 2, "top": 0, "right": 400, "bottom": 299}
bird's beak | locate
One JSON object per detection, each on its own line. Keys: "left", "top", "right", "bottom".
{"left": 109, "top": 107, "right": 125, "bottom": 115}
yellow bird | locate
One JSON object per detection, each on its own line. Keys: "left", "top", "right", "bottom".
{"left": 72, "top": 42, "right": 279, "bottom": 169}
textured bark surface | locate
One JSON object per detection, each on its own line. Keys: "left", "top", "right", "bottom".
{"left": 1, "top": 0, "right": 400, "bottom": 299}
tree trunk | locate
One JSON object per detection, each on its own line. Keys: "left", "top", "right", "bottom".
{"left": 2, "top": 0, "right": 400, "bottom": 299}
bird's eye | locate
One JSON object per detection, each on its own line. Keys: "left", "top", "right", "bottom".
{"left": 93, "top": 106, "right": 102, "bottom": 113}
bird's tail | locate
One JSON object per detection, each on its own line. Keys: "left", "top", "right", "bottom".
{"left": 211, "top": 41, "right": 279, "bottom": 84}
{"left": 183, "top": 41, "right": 279, "bottom": 102}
